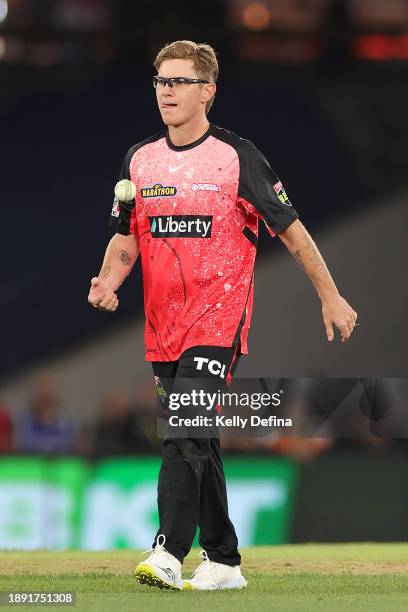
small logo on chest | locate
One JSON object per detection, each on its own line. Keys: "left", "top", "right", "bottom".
{"left": 141, "top": 183, "right": 177, "bottom": 198}
{"left": 192, "top": 183, "right": 221, "bottom": 192}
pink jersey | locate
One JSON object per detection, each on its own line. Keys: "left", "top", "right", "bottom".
{"left": 110, "top": 124, "right": 298, "bottom": 362}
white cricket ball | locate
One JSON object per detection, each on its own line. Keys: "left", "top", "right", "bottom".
{"left": 114, "top": 179, "right": 136, "bottom": 202}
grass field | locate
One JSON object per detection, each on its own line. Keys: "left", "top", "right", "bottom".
{"left": 1, "top": 544, "right": 408, "bottom": 611}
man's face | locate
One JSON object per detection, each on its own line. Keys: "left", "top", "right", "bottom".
{"left": 155, "top": 59, "right": 215, "bottom": 127}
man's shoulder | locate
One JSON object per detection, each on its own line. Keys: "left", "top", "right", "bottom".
{"left": 125, "top": 130, "right": 166, "bottom": 159}
{"left": 211, "top": 124, "right": 259, "bottom": 158}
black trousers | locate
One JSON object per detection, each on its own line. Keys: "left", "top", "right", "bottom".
{"left": 151, "top": 345, "right": 241, "bottom": 566}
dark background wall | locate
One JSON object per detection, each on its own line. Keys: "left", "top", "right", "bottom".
{"left": 291, "top": 445, "right": 408, "bottom": 542}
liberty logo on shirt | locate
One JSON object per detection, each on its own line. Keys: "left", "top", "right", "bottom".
{"left": 141, "top": 183, "right": 177, "bottom": 198}
{"left": 149, "top": 215, "right": 213, "bottom": 238}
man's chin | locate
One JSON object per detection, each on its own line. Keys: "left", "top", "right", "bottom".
{"left": 160, "top": 114, "right": 184, "bottom": 128}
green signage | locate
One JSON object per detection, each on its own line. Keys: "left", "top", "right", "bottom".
{"left": 0, "top": 456, "right": 297, "bottom": 550}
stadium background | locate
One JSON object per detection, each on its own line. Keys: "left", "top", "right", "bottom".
{"left": 0, "top": 0, "right": 407, "bottom": 550}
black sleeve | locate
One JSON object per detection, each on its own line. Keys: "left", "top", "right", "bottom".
{"left": 239, "top": 141, "right": 299, "bottom": 234}
{"left": 108, "top": 148, "right": 135, "bottom": 236}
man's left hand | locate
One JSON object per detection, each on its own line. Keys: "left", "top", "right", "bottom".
{"left": 321, "top": 295, "right": 358, "bottom": 343}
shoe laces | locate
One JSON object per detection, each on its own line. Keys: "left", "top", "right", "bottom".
{"left": 141, "top": 533, "right": 167, "bottom": 556}
{"left": 192, "top": 549, "right": 217, "bottom": 577}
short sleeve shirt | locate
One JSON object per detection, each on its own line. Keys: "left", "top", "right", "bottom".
{"left": 110, "top": 123, "right": 299, "bottom": 362}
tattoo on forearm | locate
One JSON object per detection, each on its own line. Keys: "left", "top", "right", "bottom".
{"left": 293, "top": 250, "right": 306, "bottom": 270}
{"left": 100, "top": 264, "right": 111, "bottom": 278}
{"left": 291, "top": 232, "right": 333, "bottom": 288}
{"left": 115, "top": 250, "right": 132, "bottom": 265}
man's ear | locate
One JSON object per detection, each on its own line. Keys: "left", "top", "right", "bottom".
{"left": 202, "top": 83, "right": 216, "bottom": 104}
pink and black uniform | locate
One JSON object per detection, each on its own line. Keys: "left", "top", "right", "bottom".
{"left": 109, "top": 123, "right": 299, "bottom": 568}
{"left": 110, "top": 123, "right": 298, "bottom": 363}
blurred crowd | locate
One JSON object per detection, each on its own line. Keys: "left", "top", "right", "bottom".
{"left": 0, "top": 374, "right": 158, "bottom": 459}
{"left": 0, "top": 373, "right": 406, "bottom": 461}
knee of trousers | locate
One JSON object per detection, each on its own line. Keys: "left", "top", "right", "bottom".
{"left": 162, "top": 438, "right": 210, "bottom": 473}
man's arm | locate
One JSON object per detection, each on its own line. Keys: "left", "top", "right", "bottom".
{"left": 278, "top": 219, "right": 358, "bottom": 342}
{"left": 88, "top": 233, "right": 139, "bottom": 311}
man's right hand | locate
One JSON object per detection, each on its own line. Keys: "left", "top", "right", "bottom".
{"left": 88, "top": 277, "right": 119, "bottom": 312}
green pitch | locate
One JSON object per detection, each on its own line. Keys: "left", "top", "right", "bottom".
{"left": 1, "top": 544, "right": 408, "bottom": 611}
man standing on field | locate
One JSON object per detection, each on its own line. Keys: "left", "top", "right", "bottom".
{"left": 88, "top": 40, "right": 357, "bottom": 591}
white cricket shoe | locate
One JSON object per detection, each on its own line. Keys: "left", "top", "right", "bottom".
{"left": 183, "top": 550, "right": 247, "bottom": 590}
{"left": 134, "top": 534, "right": 183, "bottom": 590}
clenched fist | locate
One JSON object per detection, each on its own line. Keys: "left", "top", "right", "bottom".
{"left": 88, "top": 277, "right": 119, "bottom": 312}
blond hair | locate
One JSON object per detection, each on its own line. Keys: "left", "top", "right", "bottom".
{"left": 153, "top": 40, "right": 218, "bottom": 114}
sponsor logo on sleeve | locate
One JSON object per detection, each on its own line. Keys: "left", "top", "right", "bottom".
{"left": 273, "top": 181, "right": 292, "bottom": 206}
{"left": 149, "top": 215, "right": 213, "bottom": 238}
{"left": 111, "top": 198, "right": 120, "bottom": 217}
{"left": 141, "top": 183, "right": 177, "bottom": 198}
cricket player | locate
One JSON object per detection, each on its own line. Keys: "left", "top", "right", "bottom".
{"left": 88, "top": 40, "right": 357, "bottom": 590}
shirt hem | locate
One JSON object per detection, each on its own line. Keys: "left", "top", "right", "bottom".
{"left": 145, "top": 340, "right": 248, "bottom": 362}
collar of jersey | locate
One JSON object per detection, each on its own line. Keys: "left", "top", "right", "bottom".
{"left": 165, "top": 123, "right": 213, "bottom": 152}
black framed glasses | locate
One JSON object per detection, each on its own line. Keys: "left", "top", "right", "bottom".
{"left": 153, "top": 76, "right": 210, "bottom": 89}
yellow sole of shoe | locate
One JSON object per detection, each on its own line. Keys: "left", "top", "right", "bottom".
{"left": 182, "top": 581, "right": 196, "bottom": 590}
{"left": 134, "top": 564, "right": 180, "bottom": 590}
